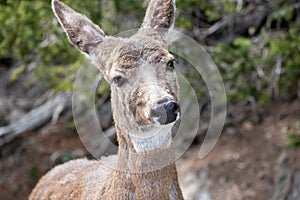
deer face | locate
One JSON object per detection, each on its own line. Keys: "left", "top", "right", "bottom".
{"left": 100, "top": 35, "right": 180, "bottom": 128}
{"left": 52, "top": 0, "right": 178, "bottom": 131}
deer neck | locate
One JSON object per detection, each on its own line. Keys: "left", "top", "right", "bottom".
{"left": 114, "top": 123, "right": 179, "bottom": 199}
{"left": 115, "top": 124, "right": 175, "bottom": 169}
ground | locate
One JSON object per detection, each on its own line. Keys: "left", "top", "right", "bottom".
{"left": 178, "top": 100, "right": 300, "bottom": 200}
{"left": 0, "top": 100, "right": 299, "bottom": 200}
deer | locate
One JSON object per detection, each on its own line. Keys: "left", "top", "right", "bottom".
{"left": 30, "top": 0, "right": 184, "bottom": 199}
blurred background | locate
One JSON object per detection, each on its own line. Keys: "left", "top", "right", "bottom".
{"left": 0, "top": 0, "right": 299, "bottom": 199}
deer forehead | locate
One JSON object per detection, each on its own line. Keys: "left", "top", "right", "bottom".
{"left": 94, "top": 36, "right": 175, "bottom": 82}
{"left": 114, "top": 40, "right": 170, "bottom": 63}
{"left": 110, "top": 47, "right": 174, "bottom": 77}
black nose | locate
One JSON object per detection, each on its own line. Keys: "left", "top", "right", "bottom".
{"left": 151, "top": 101, "right": 180, "bottom": 125}
{"left": 164, "top": 102, "right": 180, "bottom": 114}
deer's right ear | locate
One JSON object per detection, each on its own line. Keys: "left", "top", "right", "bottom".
{"left": 141, "top": 0, "right": 176, "bottom": 34}
{"left": 52, "top": 0, "right": 105, "bottom": 55}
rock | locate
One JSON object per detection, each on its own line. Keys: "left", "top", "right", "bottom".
{"left": 272, "top": 152, "right": 292, "bottom": 200}
{"left": 180, "top": 168, "right": 212, "bottom": 200}
{"left": 287, "top": 170, "right": 300, "bottom": 200}
{"left": 242, "top": 121, "right": 254, "bottom": 132}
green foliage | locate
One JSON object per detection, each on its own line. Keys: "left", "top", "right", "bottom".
{"left": 37, "top": 63, "right": 78, "bottom": 92}
{"left": 113, "top": 0, "right": 143, "bottom": 13}
{"left": 210, "top": 3, "right": 300, "bottom": 105}
{"left": 9, "top": 65, "right": 25, "bottom": 82}
{"left": 28, "top": 166, "right": 39, "bottom": 180}
{"left": 297, "top": 121, "right": 300, "bottom": 130}
{"left": 176, "top": 15, "right": 193, "bottom": 29}
{"left": 97, "top": 81, "right": 110, "bottom": 96}
{"left": 285, "top": 132, "right": 300, "bottom": 148}
{"left": 176, "top": 0, "right": 238, "bottom": 24}
{"left": 176, "top": 0, "right": 204, "bottom": 9}
{"left": 0, "top": 1, "right": 81, "bottom": 91}
{"left": 0, "top": 1, "right": 50, "bottom": 62}
{"left": 0, "top": 0, "right": 141, "bottom": 92}
{"left": 0, "top": 0, "right": 299, "bottom": 107}
{"left": 174, "top": 0, "right": 300, "bottom": 106}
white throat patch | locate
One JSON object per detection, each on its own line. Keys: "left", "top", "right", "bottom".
{"left": 129, "top": 126, "right": 172, "bottom": 152}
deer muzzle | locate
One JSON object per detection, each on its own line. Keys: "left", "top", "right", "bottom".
{"left": 150, "top": 100, "right": 180, "bottom": 125}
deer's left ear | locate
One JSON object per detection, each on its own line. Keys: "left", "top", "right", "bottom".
{"left": 52, "top": 0, "right": 105, "bottom": 55}
{"left": 141, "top": 0, "right": 176, "bottom": 33}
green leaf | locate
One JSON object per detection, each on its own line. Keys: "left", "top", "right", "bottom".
{"left": 285, "top": 132, "right": 300, "bottom": 148}
{"left": 9, "top": 65, "right": 25, "bottom": 82}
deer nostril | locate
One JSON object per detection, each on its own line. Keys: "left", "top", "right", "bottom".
{"left": 164, "top": 102, "right": 180, "bottom": 113}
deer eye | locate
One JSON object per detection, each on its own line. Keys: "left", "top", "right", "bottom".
{"left": 167, "top": 59, "right": 179, "bottom": 70}
{"left": 110, "top": 76, "right": 124, "bottom": 86}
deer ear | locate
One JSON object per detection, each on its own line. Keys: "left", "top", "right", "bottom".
{"left": 52, "top": 0, "right": 105, "bottom": 55}
{"left": 141, "top": 0, "right": 176, "bottom": 33}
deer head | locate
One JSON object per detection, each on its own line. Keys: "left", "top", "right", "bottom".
{"left": 52, "top": 0, "right": 180, "bottom": 153}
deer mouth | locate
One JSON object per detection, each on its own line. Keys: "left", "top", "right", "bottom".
{"left": 150, "top": 101, "right": 180, "bottom": 125}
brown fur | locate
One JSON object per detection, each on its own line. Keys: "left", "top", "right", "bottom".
{"left": 30, "top": 0, "right": 184, "bottom": 199}
{"left": 142, "top": 0, "right": 175, "bottom": 30}
{"left": 52, "top": 0, "right": 105, "bottom": 54}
